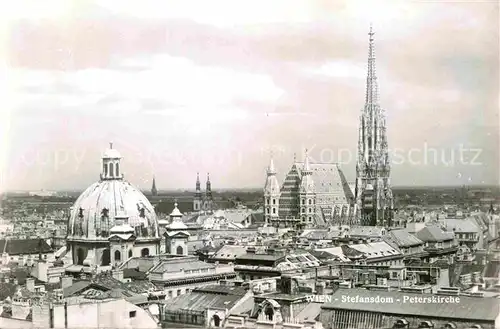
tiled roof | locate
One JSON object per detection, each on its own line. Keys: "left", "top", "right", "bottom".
{"left": 385, "top": 229, "right": 424, "bottom": 247}
{"left": 349, "top": 226, "right": 385, "bottom": 237}
{"left": 415, "top": 226, "right": 454, "bottom": 242}
{"left": 161, "top": 285, "right": 246, "bottom": 313}
{"left": 211, "top": 245, "right": 249, "bottom": 260}
{"left": 120, "top": 257, "right": 157, "bottom": 273}
{"left": 236, "top": 253, "right": 284, "bottom": 262}
{"left": 149, "top": 258, "right": 215, "bottom": 274}
{"left": 123, "top": 268, "right": 148, "bottom": 280}
{"left": 0, "top": 239, "right": 52, "bottom": 255}
{"left": 444, "top": 218, "right": 481, "bottom": 233}
{"left": 322, "top": 289, "right": 499, "bottom": 321}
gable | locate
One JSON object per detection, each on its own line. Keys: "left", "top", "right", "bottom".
{"left": 166, "top": 231, "right": 190, "bottom": 238}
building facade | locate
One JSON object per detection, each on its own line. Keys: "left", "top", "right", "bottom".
{"left": 264, "top": 152, "right": 355, "bottom": 228}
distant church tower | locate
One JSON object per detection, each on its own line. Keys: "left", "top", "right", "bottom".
{"left": 203, "top": 173, "right": 214, "bottom": 211}
{"left": 354, "top": 25, "right": 394, "bottom": 227}
{"left": 151, "top": 176, "right": 157, "bottom": 196}
{"left": 193, "top": 173, "right": 203, "bottom": 212}
{"left": 264, "top": 153, "right": 280, "bottom": 225}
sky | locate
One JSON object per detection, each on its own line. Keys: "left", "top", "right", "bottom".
{"left": 0, "top": 0, "right": 498, "bottom": 191}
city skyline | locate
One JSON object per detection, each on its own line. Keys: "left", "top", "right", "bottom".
{"left": 0, "top": 0, "right": 498, "bottom": 192}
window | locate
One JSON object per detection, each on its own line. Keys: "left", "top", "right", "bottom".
{"left": 272, "top": 199, "right": 276, "bottom": 205}
{"left": 272, "top": 208, "right": 276, "bottom": 214}
{"left": 177, "top": 289, "right": 181, "bottom": 296}
{"left": 168, "top": 291, "right": 172, "bottom": 298}
{"left": 308, "top": 199, "right": 312, "bottom": 205}
{"left": 114, "top": 250, "right": 121, "bottom": 261}
{"left": 129, "top": 311, "right": 136, "bottom": 318}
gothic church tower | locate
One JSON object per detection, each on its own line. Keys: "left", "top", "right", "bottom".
{"left": 354, "top": 25, "right": 394, "bottom": 226}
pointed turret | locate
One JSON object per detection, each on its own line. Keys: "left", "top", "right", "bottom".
{"left": 299, "top": 149, "right": 315, "bottom": 227}
{"left": 264, "top": 152, "right": 280, "bottom": 225}
{"left": 354, "top": 24, "right": 394, "bottom": 227}
{"left": 300, "top": 149, "right": 314, "bottom": 193}
{"left": 205, "top": 173, "right": 212, "bottom": 199}
{"left": 195, "top": 172, "right": 201, "bottom": 196}
{"left": 193, "top": 172, "right": 203, "bottom": 212}
{"left": 264, "top": 152, "right": 280, "bottom": 195}
{"left": 151, "top": 176, "right": 157, "bottom": 196}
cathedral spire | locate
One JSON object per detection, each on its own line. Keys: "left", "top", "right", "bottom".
{"left": 196, "top": 172, "right": 201, "bottom": 191}
{"left": 151, "top": 176, "right": 157, "bottom": 196}
{"left": 303, "top": 149, "right": 312, "bottom": 173}
{"left": 365, "top": 23, "right": 379, "bottom": 107}
{"left": 267, "top": 151, "right": 276, "bottom": 175}
{"left": 354, "top": 25, "right": 394, "bottom": 227}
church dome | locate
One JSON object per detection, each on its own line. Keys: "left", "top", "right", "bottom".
{"left": 67, "top": 144, "right": 160, "bottom": 241}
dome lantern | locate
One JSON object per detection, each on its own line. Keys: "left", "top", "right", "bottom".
{"left": 101, "top": 142, "right": 123, "bottom": 181}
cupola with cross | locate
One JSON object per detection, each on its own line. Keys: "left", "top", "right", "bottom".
{"left": 164, "top": 202, "right": 190, "bottom": 256}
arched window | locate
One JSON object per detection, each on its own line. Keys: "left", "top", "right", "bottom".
{"left": 101, "top": 249, "right": 110, "bottom": 266}
{"left": 264, "top": 307, "right": 274, "bottom": 321}
{"left": 128, "top": 250, "right": 133, "bottom": 258}
{"left": 103, "top": 163, "right": 108, "bottom": 176}
{"left": 176, "top": 246, "right": 184, "bottom": 255}
{"left": 272, "top": 199, "right": 276, "bottom": 205}
{"left": 443, "top": 324, "right": 456, "bottom": 329}
{"left": 108, "top": 163, "right": 114, "bottom": 177}
{"left": 308, "top": 199, "right": 312, "bottom": 205}
{"left": 272, "top": 208, "right": 276, "bottom": 214}
{"left": 114, "top": 250, "right": 121, "bottom": 261}
{"left": 212, "top": 315, "right": 221, "bottom": 327}
{"left": 393, "top": 319, "right": 408, "bottom": 328}
{"left": 417, "top": 321, "right": 433, "bottom": 328}
{"left": 141, "top": 248, "right": 149, "bottom": 257}
{"left": 76, "top": 248, "right": 86, "bottom": 265}
{"left": 115, "top": 163, "right": 120, "bottom": 176}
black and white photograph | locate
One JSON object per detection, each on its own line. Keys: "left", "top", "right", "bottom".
{"left": 0, "top": 0, "right": 499, "bottom": 328}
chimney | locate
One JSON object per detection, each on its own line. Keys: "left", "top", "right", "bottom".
{"left": 61, "top": 276, "right": 73, "bottom": 289}
{"left": 26, "top": 278, "right": 35, "bottom": 292}
{"left": 112, "top": 270, "right": 124, "bottom": 282}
